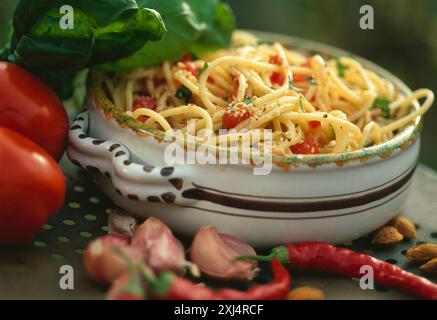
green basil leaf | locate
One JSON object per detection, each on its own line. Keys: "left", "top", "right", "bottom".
{"left": 112, "top": 0, "right": 203, "bottom": 69}
{"left": 306, "top": 76, "right": 317, "bottom": 85}
{"left": 13, "top": 7, "right": 94, "bottom": 70}
{"left": 187, "top": 0, "right": 235, "bottom": 56}
{"left": 199, "top": 62, "right": 209, "bottom": 75}
{"left": 243, "top": 97, "right": 253, "bottom": 105}
{"left": 336, "top": 57, "right": 347, "bottom": 78}
{"left": 92, "top": 8, "right": 164, "bottom": 65}
{"left": 372, "top": 97, "right": 391, "bottom": 119}
{"left": 110, "top": 0, "right": 234, "bottom": 69}
{"left": 8, "top": 0, "right": 165, "bottom": 70}
{"left": 175, "top": 85, "right": 192, "bottom": 104}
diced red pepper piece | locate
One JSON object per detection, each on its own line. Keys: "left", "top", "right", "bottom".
{"left": 180, "top": 53, "right": 194, "bottom": 63}
{"left": 291, "top": 135, "right": 320, "bottom": 154}
{"left": 269, "top": 54, "right": 286, "bottom": 86}
{"left": 231, "top": 78, "right": 240, "bottom": 101}
{"left": 301, "top": 60, "right": 312, "bottom": 68}
{"left": 180, "top": 62, "right": 199, "bottom": 77}
{"left": 309, "top": 121, "right": 321, "bottom": 129}
{"left": 270, "top": 72, "right": 286, "bottom": 86}
{"left": 222, "top": 107, "right": 252, "bottom": 130}
{"left": 293, "top": 60, "right": 312, "bottom": 83}
{"left": 179, "top": 53, "right": 199, "bottom": 76}
{"left": 133, "top": 96, "right": 158, "bottom": 123}
{"left": 269, "top": 54, "right": 282, "bottom": 65}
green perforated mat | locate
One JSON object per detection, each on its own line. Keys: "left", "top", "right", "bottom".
{"left": 0, "top": 159, "right": 436, "bottom": 300}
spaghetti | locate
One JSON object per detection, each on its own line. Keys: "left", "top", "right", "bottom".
{"left": 103, "top": 31, "right": 434, "bottom": 156}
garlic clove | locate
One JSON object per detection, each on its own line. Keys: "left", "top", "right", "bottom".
{"left": 190, "top": 226, "right": 258, "bottom": 281}
{"left": 132, "top": 217, "right": 189, "bottom": 274}
{"left": 84, "top": 235, "right": 145, "bottom": 284}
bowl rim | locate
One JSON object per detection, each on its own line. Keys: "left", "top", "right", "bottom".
{"left": 88, "top": 30, "right": 424, "bottom": 167}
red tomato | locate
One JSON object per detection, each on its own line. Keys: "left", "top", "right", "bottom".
{"left": 293, "top": 60, "right": 312, "bottom": 83}
{"left": 0, "top": 62, "right": 68, "bottom": 161}
{"left": 179, "top": 54, "right": 198, "bottom": 76}
{"left": 180, "top": 54, "right": 194, "bottom": 63}
{"left": 181, "top": 62, "right": 199, "bottom": 77}
{"left": 231, "top": 78, "right": 240, "bottom": 101}
{"left": 269, "top": 54, "right": 286, "bottom": 86}
{"left": 270, "top": 72, "right": 286, "bottom": 86}
{"left": 291, "top": 135, "right": 320, "bottom": 155}
{"left": 222, "top": 107, "right": 252, "bottom": 130}
{"left": 301, "top": 60, "right": 312, "bottom": 68}
{"left": 133, "top": 96, "right": 157, "bottom": 122}
{"left": 133, "top": 96, "right": 157, "bottom": 111}
{"left": 292, "top": 73, "right": 308, "bottom": 83}
{"left": 309, "top": 121, "right": 322, "bottom": 129}
{"left": 269, "top": 54, "right": 282, "bottom": 65}
{"left": 0, "top": 127, "right": 66, "bottom": 244}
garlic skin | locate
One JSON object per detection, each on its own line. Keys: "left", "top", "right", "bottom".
{"left": 190, "top": 226, "right": 258, "bottom": 281}
{"left": 132, "top": 217, "right": 188, "bottom": 274}
{"left": 108, "top": 209, "right": 138, "bottom": 237}
{"left": 84, "top": 235, "right": 145, "bottom": 284}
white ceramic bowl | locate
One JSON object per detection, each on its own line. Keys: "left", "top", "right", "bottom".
{"left": 68, "top": 32, "right": 423, "bottom": 247}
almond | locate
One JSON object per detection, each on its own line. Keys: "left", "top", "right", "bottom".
{"left": 406, "top": 243, "right": 437, "bottom": 262}
{"left": 372, "top": 226, "right": 404, "bottom": 246}
{"left": 420, "top": 258, "right": 437, "bottom": 273}
{"left": 287, "top": 287, "right": 324, "bottom": 300}
{"left": 389, "top": 216, "right": 416, "bottom": 239}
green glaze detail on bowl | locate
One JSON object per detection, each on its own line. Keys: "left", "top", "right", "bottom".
{"left": 88, "top": 31, "right": 425, "bottom": 167}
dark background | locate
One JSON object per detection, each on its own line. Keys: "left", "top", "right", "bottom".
{"left": 1, "top": 0, "right": 436, "bottom": 168}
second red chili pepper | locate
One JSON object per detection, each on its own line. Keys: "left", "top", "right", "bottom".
{"left": 238, "top": 242, "right": 437, "bottom": 300}
{"left": 143, "top": 259, "right": 290, "bottom": 300}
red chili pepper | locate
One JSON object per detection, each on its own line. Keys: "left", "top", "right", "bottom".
{"left": 238, "top": 242, "right": 437, "bottom": 300}
{"left": 147, "top": 260, "right": 290, "bottom": 300}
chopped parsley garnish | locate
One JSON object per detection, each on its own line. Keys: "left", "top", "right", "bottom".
{"left": 288, "top": 76, "right": 302, "bottom": 91}
{"left": 257, "top": 39, "right": 274, "bottom": 45}
{"left": 175, "top": 85, "right": 192, "bottom": 104}
{"left": 199, "top": 62, "right": 209, "bottom": 75}
{"left": 336, "top": 57, "right": 347, "bottom": 78}
{"left": 243, "top": 97, "right": 253, "bottom": 105}
{"left": 299, "top": 97, "right": 305, "bottom": 112}
{"left": 306, "top": 76, "right": 317, "bottom": 85}
{"left": 372, "top": 97, "right": 391, "bottom": 119}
